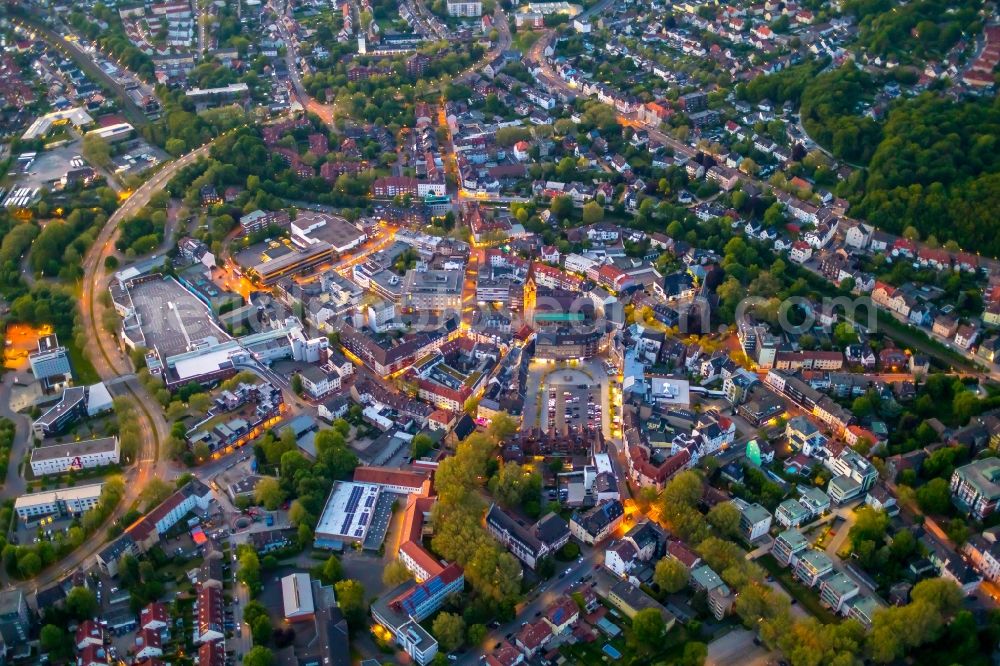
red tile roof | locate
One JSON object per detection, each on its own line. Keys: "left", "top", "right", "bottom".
{"left": 517, "top": 620, "right": 553, "bottom": 650}
{"left": 352, "top": 466, "right": 431, "bottom": 493}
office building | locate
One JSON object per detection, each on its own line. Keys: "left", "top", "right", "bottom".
{"left": 30, "top": 436, "right": 120, "bottom": 476}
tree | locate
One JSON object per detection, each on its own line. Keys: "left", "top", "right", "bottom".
{"left": 630, "top": 608, "right": 666, "bottom": 649}
{"left": 334, "top": 580, "right": 367, "bottom": 626}
{"left": 550, "top": 195, "right": 573, "bottom": 220}
{"left": 140, "top": 477, "right": 174, "bottom": 511}
{"left": 82, "top": 134, "right": 112, "bottom": 169}
{"left": 706, "top": 502, "right": 741, "bottom": 539}
{"left": 189, "top": 392, "right": 212, "bottom": 413}
{"left": 319, "top": 555, "right": 343, "bottom": 584}
{"left": 680, "top": 641, "right": 708, "bottom": 666}
{"left": 411, "top": 433, "right": 434, "bottom": 459}
{"left": 238, "top": 548, "right": 262, "bottom": 595}
{"left": 833, "top": 321, "right": 858, "bottom": 347}
{"left": 432, "top": 612, "right": 466, "bottom": 652}
{"left": 654, "top": 556, "right": 690, "bottom": 593}
{"left": 65, "top": 586, "right": 98, "bottom": 620}
{"left": 243, "top": 646, "right": 275, "bottom": 666}
{"left": 488, "top": 460, "right": 541, "bottom": 510}
{"left": 291, "top": 374, "right": 303, "bottom": 396}
{"left": 467, "top": 623, "right": 488, "bottom": 646}
{"left": 165, "top": 138, "right": 186, "bottom": 156}
{"left": 916, "top": 478, "right": 952, "bottom": 515}
{"left": 251, "top": 614, "right": 272, "bottom": 645}
{"left": 582, "top": 200, "right": 604, "bottom": 224}
{"left": 487, "top": 412, "right": 518, "bottom": 442}
{"left": 40, "top": 625, "right": 67, "bottom": 656}
{"left": 254, "top": 477, "right": 286, "bottom": 510}
{"left": 910, "top": 577, "right": 961, "bottom": 616}
{"left": 849, "top": 507, "right": 889, "bottom": 549}
{"left": 382, "top": 559, "right": 413, "bottom": 587}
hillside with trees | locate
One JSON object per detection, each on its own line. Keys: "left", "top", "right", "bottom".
{"left": 846, "top": 0, "right": 983, "bottom": 63}
{"left": 799, "top": 66, "right": 882, "bottom": 164}
{"left": 850, "top": 93, "right": 1000, "bottom": 256}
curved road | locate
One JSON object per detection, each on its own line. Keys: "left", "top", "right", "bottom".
{"left": 10, "top": 143, "right": 220, "bottom": 594}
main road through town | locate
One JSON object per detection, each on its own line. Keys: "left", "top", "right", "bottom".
{"left": 7, "top": 142, "right": 223, "bottom": 594}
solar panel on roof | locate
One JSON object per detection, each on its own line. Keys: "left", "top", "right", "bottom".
{"left": 360, "top": 512, "right": 369, "bottom": 524}
{"left": 340, "top": 513, "right": 355, "bottom": 534}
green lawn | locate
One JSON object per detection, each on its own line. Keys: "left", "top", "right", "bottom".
{"left": 513, "top": 30, "right": 542, "bottom": 53}
{"left": 757, "top": 554, "right": 841, "bottom": 625}
{"left": 67, "top": 338, "right": 100, "bottom": 385}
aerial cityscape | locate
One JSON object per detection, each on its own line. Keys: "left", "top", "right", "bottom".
{"left": 0, "top": 0, "right": 998, "bottom": 663}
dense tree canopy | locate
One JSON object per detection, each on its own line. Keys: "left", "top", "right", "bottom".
{"left": 852, "top": 94, "right": 1000, "bottom": 256}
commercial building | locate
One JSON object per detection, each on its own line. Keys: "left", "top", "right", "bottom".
{"left": 398, "top": 496, "right": 443, "bottom": 581}
{"left": 85, "top": 122, "right": 134, "bottom": 144}
{"left": 249, "top": 242, "right": 335, "bottom": 285}
{"left": 951, "top": 459, "right": 1000, "bottom": 520}
{"left": 14, "top": 482, "right": 104, "bottom": 522}
{"left": 292, "top": 211, "right": 367, "bottom": 254}
{"left": 21, "top": 107, "right": 94, "bottom": 140}
{"left": 402, "top": 269, "right": 463, "bottom": 312}
{"left": 313, "top": 482, "right": 382, "bottom": 549}
{"left": 184, "top": 82, "right": 250, "bottom": 108}
{"left": 29, "top": 436, "right": 120, "bottom": 476}
{"left": 353, "top": 466, "right": 433, "bottom": 496}
{"left": 534, "top": 323, "right": 612, "bottom": 361}
{"left": 32, "top": 386, "right": 87, "bottom": 438}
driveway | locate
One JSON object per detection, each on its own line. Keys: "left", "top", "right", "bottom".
{"left": 707, "top": 628, "right": 776, "bottom": 666}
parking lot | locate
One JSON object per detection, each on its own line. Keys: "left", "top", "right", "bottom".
{"left": 540, "top": 368, "right": 605, "bottom": 435}
{"left": 522, "top": 357, "right": 617, "bottom": 439}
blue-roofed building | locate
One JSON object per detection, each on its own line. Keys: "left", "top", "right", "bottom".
{"left": 371, "top": 563, "right": 465, "bottom": 665}
{"left": 29, "top": 334, "right": 72, "bottom": 392}
{"left": 543, "top": 595, "right": 579, "bottom": 635}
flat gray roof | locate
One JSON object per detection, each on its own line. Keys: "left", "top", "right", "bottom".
{"left": 31, "top": 436, "right": 118, "bottom": 462}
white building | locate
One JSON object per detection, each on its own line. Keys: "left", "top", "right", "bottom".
{"left": 447, "top": 0, "right": 482, "bottom": 15}
{"left": 30, "top": 437, "right": 120, "bottom": 476}
{"left": 281, "top": 573, "right": 316, "bottom": 621}
{"left": 732, "top": 499, "right": 772, "bottom": 542}
{"left": 14, "top": 483, "right": 104, "bottom": 522}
